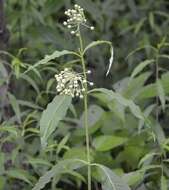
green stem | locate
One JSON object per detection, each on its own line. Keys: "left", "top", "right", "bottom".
{"left": 78, "top": 29, "right": 92, "bottom": 190}
{"left": 155, "top": 51, "right": 159, "bottom": 123}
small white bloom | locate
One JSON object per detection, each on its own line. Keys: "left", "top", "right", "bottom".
{"left": 90, "top": 26, "right": 94, "bottom": 30}
{"left": 63, "top": 4, "right": 95, "bottom": 36}
{"left": 74, "top": 4, "right": 79, "bottom": 8}
{"left": 55, "top": 69, "right": 93, "bottom": 98}
{"left": 63, "top": 21, "right": 67, "bottom": 25}
{"left": 71, "top": 31, "right": 75, "bottom": 35}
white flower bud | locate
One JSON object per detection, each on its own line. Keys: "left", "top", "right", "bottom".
{"left": 87, "top": 70, "right": 91, "bottom": 74}
{"left": 71, "top": 31, "right": 75, "bottom": 35}
{"left": 74, "top": 4, "right": 78, "bottom": 9}
{"left": 89, "top": 82, "right": 94, "bottom": 86}
{"left": 63, "top": 21, "right": 67, "bottom": 26}
{"left": 90, "top": 26, "right": 94, "bottom": 30}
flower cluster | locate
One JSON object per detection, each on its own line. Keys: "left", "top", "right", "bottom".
{"left": 55, "top": 68, "right": 93, "bottom": 98}
{"left": 63, "top": 4, "right": 94, "bottom": 36}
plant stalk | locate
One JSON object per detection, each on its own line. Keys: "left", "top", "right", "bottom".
{"left": 78, "top": 30, "right": 92, "bottom": 190}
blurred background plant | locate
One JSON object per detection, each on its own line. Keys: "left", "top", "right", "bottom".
{"left": 0, "top": 0, "right": 169, "bottom": 190}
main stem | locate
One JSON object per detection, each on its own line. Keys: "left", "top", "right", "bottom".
{"left": 155, "top": 49, "right": 159, "bottom": 123}
{"left": 78, "top": 31, "right": 92, "bottom": 190}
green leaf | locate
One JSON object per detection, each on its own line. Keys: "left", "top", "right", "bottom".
{"left": 0, "top": 176, "right": 5, "bottom": 190}
{"left": 57, "top": 134, "right": 70, "bottom": 154}
{"left": 40, "top": 95, "right": 72, "bottom": 148}
{"left": 64, "top": 147, "right": 93, "bottom": 161}
{"left": 32, "top": 159, "right": 86, "bottom": 190}
{"left": 130, "top": 59, "right": 154, "bottom": 79}
{"left": 158, "top": 54, "right": 169, "bottom": 60}
{"left": 93, "top": 135, "right": 127, "bottom": 151}
{"left": 157, "top": 79, "right": 165, "bottom": 111}
{"left": 6, "top": 169, "right": 33, "bottom": 185}
{"left": 24, "top": 50, "right": 77, "bottom": 74}
{"left": 126, "top": 45, "right": 157, "bottom": 60}
{"left": 134, "top": 17, "right": 146, "bottom": 35}
{"left": 46, "top": 78, "right": 55, "bottom": 93}
{"left": 83, "top": 40, "right": 113, "bottom": 76}
{"left": 93, "top": 164, "right": 131, "bottom": 190}
{"left": 138, "top": 152, "right": 160, "bottom": 167}
{"left": 136, "top": 83, "right": 156, "bottom": 100}
{"left": 0, "top": 153, "right": 5, "bottom": 175}
{"left": 122, "top": 171, "right": 144, "bottom": 186}
{"left": 18, "top": 100, "right": 43, "bottom": 110}
{"left": 140, "top": 164, "right": 162, "bottom": 172}
{"left": 27, "top": 157, "right": 52, "bottom": 167}
{"left": 0, "top": 125, "right": 18, "bottom": 137}
{"left": 123, "top": 72, "right": 151, "bottom": 99}
{"left": 20, "top": 74, "right": 40, "bottom": 94}
{"left": 108, "top": 100, "right": 125, "bottom": 122}
{"left": 91, "top": 88, "right": 144, "bottom": 120}
{"left": 149, "top": 12, "right": 155, "bottom": 29}
{"left": 161, "top": 176, "right": 168, "bottom": 190}
{"left": 8, "top": 92, "right": 21, "bottom": 123}
{"left": 78, "top": 104, "right": 104, "bottom": 128}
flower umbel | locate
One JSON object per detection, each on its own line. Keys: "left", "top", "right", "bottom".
{"left": 63, "top": 4, "right": 94, "bottom": 36}
{"left": 55, "top": 68, "right": 93, "bottom": 98}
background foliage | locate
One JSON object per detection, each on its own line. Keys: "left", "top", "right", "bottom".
{"left": 0, "top": 0, "right": 169, "bottom": 190}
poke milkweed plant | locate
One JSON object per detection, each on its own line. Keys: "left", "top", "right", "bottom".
{"left": 29, "top": 4, "right": 146, "bottom": 190}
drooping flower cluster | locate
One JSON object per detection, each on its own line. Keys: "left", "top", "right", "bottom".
{"left": 55, "top": 68, "right": 93, "bottom": 98}
{"left": 63, "top": 4, "right": 94, "bottom": 36}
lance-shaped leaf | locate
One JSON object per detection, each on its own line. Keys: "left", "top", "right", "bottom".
{"left": 130, "top": 59, "right": 154, "bottom": 79}
{"left": 32, "top": 159, "right": 86, "bottom": 190}
{"left": 93, "top": 135, "right": 127, "bottom": 151}
{"left": 40, "top": 95, "right": 72, "bottom": 148}
{"left": 24, "top": 50, "right": 77, "bottom": 74}
{"left": 157, "top": 79, "right": 165, "bottom": 111}
{"left": 8, "top": 92, "right": 21, "bottom": 123}
{"left": 6, "top": 169, "right": 33, "bottom": 185}
{"left": 83, "top": 40, "right": 114, "bottom": 76}
{"left": 90, "top": 88, "right": 144, "bottom": 120}
{"left": 93, "top": 164, "right": 131, "bottom": 190}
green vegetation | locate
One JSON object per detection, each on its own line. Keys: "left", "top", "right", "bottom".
{"left": 0, "top": 0, "right": 169, "bottom": 190}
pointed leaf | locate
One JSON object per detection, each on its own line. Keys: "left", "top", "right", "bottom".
{"left": 93, "top": 135, "right": 127, "bottom": 151}
{"left": 24, "top": 50, "right": 77, "bottom": 74}
{"left": 91, "top": 88, "right": 144, "bottom": 120}
{"left": 94, "top": 164, "right": 131, "bottom": 190}
{"left": 8, "top": 93, "right": 21, "bottom": 123}
{"left": 130, "top": 59, "right": 154, "bottom": 79}
{"left": 6, "top": 169, "right": 33, "bottom": 185}
{"left": 32, "top": 159, "right": 86, "bottom": 190}
{"left": 40, "top": 95, "right": 72, "bottom": 148}
{"left": 157, "top": 79, "right": 165, "bottom": 111}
